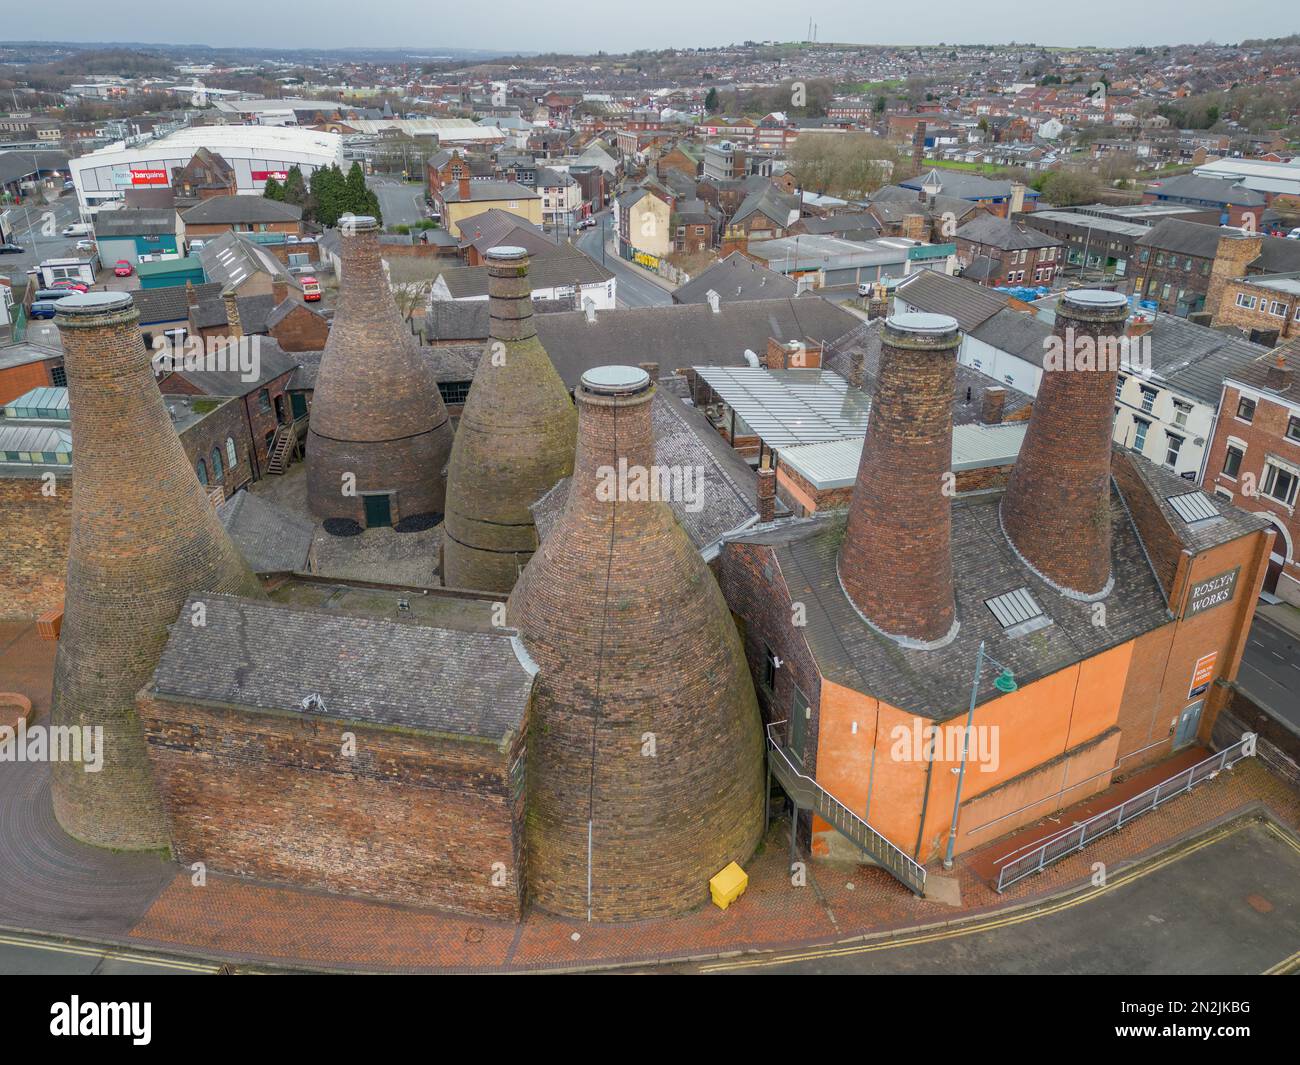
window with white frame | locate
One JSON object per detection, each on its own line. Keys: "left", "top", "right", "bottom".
{"left": 1236, "top": 293, "right": 1257, "bottom": 309}
{"left": 1164, "top": 432, "right": 1183, "bottom": 468}
{"left": 1172, "top": 400, "right": 1192, "bottom": 428}
{"left": 1262, "top": 459, "right": 1299, "bottom": 507}
{"left": 1133, "top": 417, "right": 1150, "bottom": 450}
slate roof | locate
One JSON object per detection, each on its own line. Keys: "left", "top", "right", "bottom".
{"left": 732, "top": 485, "right": 1170, "bottom": 719}
{"left": 895, "top": 270, "right": 1011, "bottom": 331}
{"left": 216, "top": 491, "right": 314, "bottom": 573}
{"left": 442, "top": 179, "right": 537, "bottom": 203}
{"left": 149, "top": 594, "right": 534, "bottom": 742}
{"left": 532, "top": 388, "right": 757, "bottom": 556}
{"left": 672, "top": 252, "right": 797, "bottom": 304}
{"left": 454, "top": 207, "right": 557, "bottom": 256}
{"left": 955, "top": 212, "right": 1065, "bottom": 251}
{"left": 133, "top": 281, "right": 220, "bottom": 325}
{"left": 797, "top": 213, "right": 882, "bottom": 240}
{"left": 191, "top": 292, "right": 277, "bottom": 333}
{"left": 870, "top": 184, "right": 978, "bottom": 224}
{"left": 198, "top": 230, "right": 300, "bottom": 290}
{"left": 1145, "top": 173, "right": 1266, "bottom": 207}
{"left": 424, "top": 301, "right": 490, "bottom": 341}
{"left": 181, "top": 196, "right": 303, "bottom": 224}
{"left": 530, "top": 297, "right": 861, "bottom": 390}
{"left": 92, "top": 207, "right": 176, "bottom": 239}
{"left": 732, "top": 184, "right": 801, "bottom": 228}
{"left": 969, "top": 307, "right": 1057, "bottom": 367}
{"left": 1136, "top": 218, "right": 1300, "bottom": 274}
{"left": 167, "top": 338, "right": 301, "bottom": 396}
{"left": 433, "top": 243, "right": 612, "bottom": 298}
{"left": 902, "top": 168, "right": 1016, "bottom": 200}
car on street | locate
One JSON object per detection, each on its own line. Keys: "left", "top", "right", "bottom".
{"left": 300, "top": 276, "right": 322, "bottom": 302}
{"left": 0, "top": 243, "right": 24, "bottom": 254}
{"left": 578, "top": 218, "right": 597, "bottom": 229}
{"left": 75, "top": 239, "right": 96, "bottom": 252}
{"left": 113, "top": 260, "right": 134, "bottom": 277}
{"left": 61, "top": 222, "right": 93, "bottom": 238}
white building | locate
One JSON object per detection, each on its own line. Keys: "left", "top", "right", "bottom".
{"left": 68, "top": 126, "right": 345, "bottom": 212}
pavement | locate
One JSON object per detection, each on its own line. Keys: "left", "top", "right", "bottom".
{"left": 1239, "top": 605, "right": 1300, "bottom": 730}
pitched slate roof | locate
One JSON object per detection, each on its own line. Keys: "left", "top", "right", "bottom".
{"left": 895, "top": 270, "right": 1012, "bottom": 331}
{"left": 732, "top": 184, "right": 801, "bottom": 228}
{"left": 672, "top": 251, "right": 797, "bottom": 304}
{"left": 1145, "top": 173, "right": 1266, "bottom": 207}
{"left": 454, "top": 207, "right": 557, "bottom": 255}
{"left": 442, "top": 179, "right": 537, "bottom": 203}
{"left": 181, "top": 196, "right": 303, "bottom": 225}
{"left": 133, "top": 281, "right": 221, "bottom": 325}
{"left": 149, "top": 594, "right": 535, "bottom": 742}
{"left": 530, "top": 297, "right": 861, "bottom": 390}
{"left": 216, "top": 491, "right": 314, "bottom": 573}
{"left": 433, "top": 243, "right": 612, "bottom": 299}
{"left": 955, "top": 212, "right": 1065, "bottom": 251}
{"left": 190, "top": 292, "right": 277, "bottom": 333}
{"left": 968, "top": 307, "right": 1056, "bottom": 367}
{"left": 198, "top": 230, "right": 299, "bottom": 290}
{"left": 167, "top": 338, "right": 302, "bottom": 396}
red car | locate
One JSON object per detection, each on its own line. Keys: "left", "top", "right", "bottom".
{"left": 114, "top": 260, "right": 134, "bottom": 277}
{"left": 51, "top": 279, "right": 90, "bottom": 293}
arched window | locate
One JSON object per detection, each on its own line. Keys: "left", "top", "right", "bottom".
{"left": 196, "top": 459, "right": 208, "bottom": 486}
{"left": 211, "top": 446, "right": 223, "bottom": 481}
{"left": 226, "top": 436, "right": 237, "bottom": 469}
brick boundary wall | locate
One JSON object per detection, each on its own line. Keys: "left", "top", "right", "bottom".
{"left": 1212, "top": 682, "right": 1300, "bottom": 789}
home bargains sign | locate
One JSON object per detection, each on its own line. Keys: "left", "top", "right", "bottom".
{"left": 129, "top": 168, "right": 168, "bottom": 186}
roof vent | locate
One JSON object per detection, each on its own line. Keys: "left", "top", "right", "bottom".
{"left": 985, "top": 587, "right": 1052, "bottom": 637}
{"left": 1168, "top": 491, "right": 1222, "bottom": 525}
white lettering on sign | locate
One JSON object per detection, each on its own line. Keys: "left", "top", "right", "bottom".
{"left": 1183, "top": 567, "right": 1239, "bottom": 619}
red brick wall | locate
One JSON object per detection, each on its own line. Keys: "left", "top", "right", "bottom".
{"left": 0, "top": 475, "right": 71, "bottom": 619}
{"left": 268, "top": 306, "right": 329, "bottom": 352}
{"left": 137, "top": 694, "right": 526, "bottom": 919}
{"left": 176, "top": 398, "right": 255, "bottom": 499}
{"left": 0, "top": 357, "right": 62, "bottom": 406}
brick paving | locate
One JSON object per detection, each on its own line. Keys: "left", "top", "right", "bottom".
{"left": 3, "top": 616, "right": 1297, "bottom": 971}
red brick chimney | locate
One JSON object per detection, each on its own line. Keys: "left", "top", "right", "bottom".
{"left": 838, "top": 313, "right": 961, "bottom": 647}
{"left": 1266, "top": 351, "right": 1291, "bottom": 392}
{"left": 1001, "top": 289, "right": 1129, "bottom": 599}
{"left": 981, "top": 385, "right": 1007, "bottom": 425}
{"left": 757, "top": 457, "right": 776, "bottom": 523}
{"left": 271, "top": 278, "right": 288, "bottom": 306}
{"left": 458, "top": 174, "right": 471, "bottom": 200}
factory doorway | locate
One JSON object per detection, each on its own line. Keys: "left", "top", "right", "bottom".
{"left": 1173, "top": 701, "right": 1203, "bottom": 750}
{"left": 790, "top": 684, "right": 810, "bottom": 765}
{"left": 362, "top": 492, "right": 393, "bottom": 529}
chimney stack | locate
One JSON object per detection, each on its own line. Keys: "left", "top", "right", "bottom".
{"left": 757, "top": 457, "right": 776, "bottom": 523}
{"left": 221, "top": 288, "right": 242, "bottom": 338}
{"left": 458, "top": 174, "right": 471, "bottom": 201}
{"left": 638, "top": 361, "right": 659, "bottom": 382}
{"left": 50, "top": 292, "right": 265, "bottom": 850}
{"left": 838, "top": 313, "right": 961, "bottom": 647}
{"left": 1266, "top": 351, "right": 1291, "bottom": 392}
{"left": 271, "top": 277, "right": 288, "bottom": 306}
{"left": 507, "top": 364, "right": 764, "bottom": 920}
{"left": 184, "top": 279, "right": 198, "bottom": 308}
{"left": 981, "top": 385, "right": 1007, "bottom": 425}
{"left": 442, "top": 246, "right": 578, "bottom": 591}
{"left": 1001, "top": 289, "right": 1128, "bottom": 599}
{"left": 307, "top": 214, "right": 452, "bottom": 526}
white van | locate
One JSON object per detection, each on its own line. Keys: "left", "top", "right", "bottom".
{"left": 62, "top": 222, "right": 94, "bottom": 238}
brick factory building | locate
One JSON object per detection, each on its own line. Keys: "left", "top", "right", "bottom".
{"left": 47, "top": 291, "right": 265, "bottom": 850}
{"left": 442, "top": 247, "right": 577, "bottom": 592}
{"left": 718, "top": 293, "right": 1275, "bottom": 875}
{"left": 508, "top": 364, "right": 765, "bottom": 920}
{"left": 307, "top": 215, "right": 453, "bottom": 528}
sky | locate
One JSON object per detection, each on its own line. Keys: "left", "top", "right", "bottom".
{"left": 4, "top": 0, "right": 1290, "bottom": 56}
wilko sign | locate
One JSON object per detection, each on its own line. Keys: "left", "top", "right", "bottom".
{"left": 129, "top": 169, "right": 168, "bottom": 186}
{"left": 252, "top": 170, "right": 288, "bottom": 182}
{"left": 1188, "top": 652, "right": 1218, "bottom": 699}
{"left": 1183, "top": 566, "right": 1240, "bottom": 620}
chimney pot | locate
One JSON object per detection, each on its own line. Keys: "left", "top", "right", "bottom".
{"left": 1266, "top": 352, "right": 1291, "bottom": 392}
{"left": 756, "top": 459, "right": 776, "bottom": 523}
{"left": 982, "top": 385, "right": 1007, "bottom": 424}
{"left": 221, "top": 288, "right": 243, "bottom": 339}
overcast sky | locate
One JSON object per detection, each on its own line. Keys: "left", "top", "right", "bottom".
{"left": 6, "top": 1, "right": 1289, "bottom": 55}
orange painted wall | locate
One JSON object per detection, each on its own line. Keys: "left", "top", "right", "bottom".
{"left": 813, "top": 640, "right": 1135, "bottom": 864}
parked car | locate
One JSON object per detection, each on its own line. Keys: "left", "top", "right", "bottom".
{"left": 28, "top": 300, "right": 63, "bottom": 319}
{"left": 1288, "top": 227, "right": 1300, "bottom": 240}
{"left": 62, "top": 180, "right": 76, "bottom": 192}
{"left": 51, "top": 279, "right": 89, "bottom": 293}
{"left": 61, "top": 222, "right": 94, "bottom": 238}
{"left": 188, "top": 239, "right": 206, "bottom": 253}
{"left": 75, "top": 239, "right": 96, "bottom": 252}
{"left": 113, "top": 260, "right": 134, "bottom": 277}
{"left": 300, "top": 276, "right": 322, "bottom": 302}
{"left": 578, "top": 217, "right": 597, "bottom": 230}
{"left": 34, "top": 289, "right": 76, "bottom": 301}
{"left": 0, "top": 243, "right": 24, "bottom": 254}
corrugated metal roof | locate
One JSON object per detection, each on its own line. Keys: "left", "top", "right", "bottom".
{"left": 692, "top": 366, "right": 870, "bottom": 448}
{"left": 777, "top": 422, "right": 1028, "bottom": 489}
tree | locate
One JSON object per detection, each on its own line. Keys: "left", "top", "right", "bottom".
{"left": 705, "top": 87, "right": 718, "bottom": 112}
{"left": 1040, "top": 168, "right": 1103, "bottom": 207}
{"left": 263, "top": 175, "right": 284, "bottom": 201}
{"left": 281, "top": 165, "right": 308, "bottom": 209}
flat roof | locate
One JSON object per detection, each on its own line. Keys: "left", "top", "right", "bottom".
{"left": 692, "top": 365, "right": 870, "bottom": 448}
{"left": 1028, "top": 210, "right": 1150, "bottom": 238}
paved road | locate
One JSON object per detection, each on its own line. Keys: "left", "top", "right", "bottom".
{"left": 671, "top": 819, "right": 1300, "bottom": 975}
{"left": 0, "top": 932, "right": 218, "bottom": 975}
{"left": 1239, "top": 616, "right": 1300, "bottom": 729}
{"left": 1, "top": 193, "right": 85, "bottom": 279}
{"left": 573, "top": 211, "right": 673, "bottom": 309}
{"left": 366, "top": 178, "right": 427, "bottom": 229}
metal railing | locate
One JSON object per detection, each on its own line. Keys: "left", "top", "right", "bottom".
{"left": 994, "top": 735, "right": 1256, "bottom": 892}
{"left": 766, "top": 721, "right": 927, "bottom": 895}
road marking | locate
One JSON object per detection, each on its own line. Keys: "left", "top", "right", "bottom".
{"left": 0, "top": 932, "right": 219, "bottom": 973}
{"left": 700, "top": 821, "right": 1289, "bottom": 973}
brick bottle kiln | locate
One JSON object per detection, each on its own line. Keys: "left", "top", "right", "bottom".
{"left": 508, "top": 364, "right": 765, "bottom": 920}
{"left": 307, "top": 214, "right": 453, "bottom": 527}
{"left": 442, "top": 246, "right": 577, "bottom": 591}
{"left": 49, "top": 291, "right": 265, "bottom": 849}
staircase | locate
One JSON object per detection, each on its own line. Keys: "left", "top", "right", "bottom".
{"left": 766, "top": 722, "right": 927, "bottom": 895}
{"left": 266, "top": 422, "right": 297, "bottom": 476}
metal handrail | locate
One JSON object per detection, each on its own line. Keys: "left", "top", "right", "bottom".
{"left": 766, "top": 720, "right": 926, "bottom": 892}
{"left": 994, "top": 734, "right": 1256, "bottom": 892}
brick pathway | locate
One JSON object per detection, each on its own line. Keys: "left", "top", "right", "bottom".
{"left": 4, "top": 617, "right": 1298, "bottom": 971}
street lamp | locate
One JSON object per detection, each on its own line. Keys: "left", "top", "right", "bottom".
{"left": 943, "top": 640, "right": 1016, "bottom": 870}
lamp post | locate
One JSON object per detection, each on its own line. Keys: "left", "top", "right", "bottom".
{"left": 943, "top": 640, "right": 1016, "bottom": 870}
